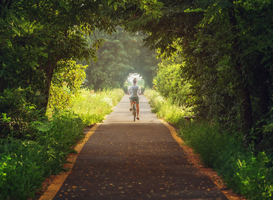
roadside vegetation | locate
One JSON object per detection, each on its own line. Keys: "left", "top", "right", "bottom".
{"left": 138, "top": 1, "right": 273, "bottom": 198}
{"left": 0, "top": 88, "right": 124, "bottom": 200}
{"left": 145, "top": 88, "right": 273, "bottom": 200}
{"left": 2, "top": 0, "right": 273, "bottom": 199}
{"left": 145, "top": 89, "right": 192, "bottom": 125}
{"left": 0, "top": 1, "right": 156, "bottom": 198}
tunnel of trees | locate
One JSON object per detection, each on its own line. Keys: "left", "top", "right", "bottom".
{"left": 115, "top": 0, "right": 273, "bottom": 150}
{"left": 1, "top": 0, "right": 273, "bottom": 152}
{"left": 1, "top": 0, "right": 273, "bottom": 150}
{"left": 81, "top": 26, "right": 159, "bottom": 90}
{"left": 1, "top": 0, "right": 273, "bottom": 198}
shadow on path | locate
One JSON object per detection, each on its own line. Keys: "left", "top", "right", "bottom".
{"left": 51, "top": 95, "right": 228, "bottom": 200}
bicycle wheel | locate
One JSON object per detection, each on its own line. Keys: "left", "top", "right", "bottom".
{"left": 133, "top": 103, "right": 136, "bottom": 121}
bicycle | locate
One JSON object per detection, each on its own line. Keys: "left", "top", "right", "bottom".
{"left": 132, "top": 101, "right": 137, "bottom": 121}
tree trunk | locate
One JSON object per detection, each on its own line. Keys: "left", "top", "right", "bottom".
{"left": 42, "top": 56, "right": 59, "bottom": 115}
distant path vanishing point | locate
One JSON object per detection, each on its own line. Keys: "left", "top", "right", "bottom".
{"left": 41, "top": 95, "right": 232, "bottom": 200}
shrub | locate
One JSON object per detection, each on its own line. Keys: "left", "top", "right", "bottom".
{"left": 0, "top": 88, "right": 125, "bottom": 199}
{"left": 0, "top": 139, "right": 63, "bottom": 200}
{"left": 0, "top": 88, "right": 45, "bottom": 139}
{"left": 145, "top": 89, "right": 192, "bottom": 126}
{"left": 181, "top": 123, "right": 273, "bottom": 200}
{"left": 146, "top": 89, "right": 273, "bottom": 200}
{"left": 69, "top": 88, "right": 124, "bottom": 125}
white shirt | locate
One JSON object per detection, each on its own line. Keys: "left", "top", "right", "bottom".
{"left": 129, "top": 85, "right": 141, "bottom": 97}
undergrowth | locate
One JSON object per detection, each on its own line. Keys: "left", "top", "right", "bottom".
{"left": 144, "top": 89, "right": 192, "bottom": 124}
{"left": 145, "top": 89, "right": 273, "bottom": 200}
{"left": 0, "top": 88, "right": 124, "bottom": 200}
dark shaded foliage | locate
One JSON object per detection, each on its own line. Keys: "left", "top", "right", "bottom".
{"left": 111, "top": 0, "right": 273, "bottom": 149}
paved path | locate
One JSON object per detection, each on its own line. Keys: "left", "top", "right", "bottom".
{"left": 50, "top": 95, "right": 229, "bottom": 200}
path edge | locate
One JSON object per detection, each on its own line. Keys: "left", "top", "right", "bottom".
{"left": 39, "top": 123, "right": 100, "bottom": 200}
{"left": 159, "top": 119, "right": 241, "bottom": 200}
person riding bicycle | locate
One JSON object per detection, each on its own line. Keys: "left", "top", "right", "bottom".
{"left": 128, "top": 78, "right": 141, "bottom": 120}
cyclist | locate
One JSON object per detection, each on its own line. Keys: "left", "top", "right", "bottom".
{"left": 128, "top": 78, "right": 141, "bottom": 120}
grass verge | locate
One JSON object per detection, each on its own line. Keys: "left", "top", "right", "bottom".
{"left": 145, "top": 89, "right": 273, "bottom": 200}
{"left": 0, "top": 88, "right": 124, "bottom": 200}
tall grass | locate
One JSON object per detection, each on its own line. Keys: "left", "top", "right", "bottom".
{"left": 145, "top": 89, "right": 273, "bottom": 200}
{"left": 69, "top": 89, "right": 124, "bottom": 125}
{"left": 145, "top": 89, "right": 192, "bottom": 126}
{"left": 0, "top": 88, "right": 124, "bottom": 200}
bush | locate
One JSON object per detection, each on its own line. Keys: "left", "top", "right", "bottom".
{"left": 0, "top": 88, "right": 45, "bottom": 139}
{"left": 0, "top": 111, "right": 84, "bottom": 200}
{"left": 0, "top": 139, "right": 64, "bottom": 200}
{"left": 145, "top": 89, "right": 192, "bottom": 125}
{"left": 123, "top": 85, "right": 129, "bottom": 93}
{"left": 146, "top": 89, "right": 273, "bottom": 200}
{"left": 153, "top": 60, "right": 191, "bottom": 106}
{"left": 0, "top": 88, "right": 125, "bottom": 199}
{"left": 181, "top": 123, "right": 273, "bottom": 200}
{"left": 69, "top": 88, "right": 124, "bottom": 125}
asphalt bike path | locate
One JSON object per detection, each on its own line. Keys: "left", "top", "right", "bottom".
{"left": 42, "top": 95, "right": 230, "bottom": 200}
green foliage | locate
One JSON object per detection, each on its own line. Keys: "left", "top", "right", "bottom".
{"left": 181, "top": 123, "right": 273, "bottom": 200}
{"left": 120, "top": 0, "right": 201, "bottom": 57}
{"left": 120, "top": 0, "right": 273, "bottom": 148}
{"left": 0, "top": 88, "right": 124, "bottom": 199}
{"left": 234, "top": 152, "right": 273, "bottom": 199}
{"left": 52, "top": 60, "right": 87, "bottom": 94}
{"left": 0, "top": 0, "right": 117, "bottom": 112}
{"left": 181, "top": 0, "right": 273, "bottom": 145}
{"left": 82, "top": 26, "right": 160, "bottom": 90}
{"left": 0, "top": 59, "right": 88, "bottom": 139}
{"left": 0, "top": 111, "right": 84, "bottom": 200}
{"left": 146, "top": 89, "right": 273, "bottom": 199}
{"left": 47, "top": 84, "right": 73, "bottom": 114}
{"left": 69, "top": 88, "right": 124, "bottom": 125}
{"left": 153, "top": 56, "right": 191, "bottom": 106}
{"left": 47, "top": 60, "right": 87, "bottom": 113}
{"left": 0, "top": 87, "right": 45, "bottom": 139}
{"left": 145, "top": 89, "right": 192, "bottom": 125}
{"left": 0, "top": 140, "right": 48, "bottom": 199}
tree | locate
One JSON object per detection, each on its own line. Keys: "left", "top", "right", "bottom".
{"left": 0, "top": 0, "right": 163, "bottom": 137}
{"left": 112, "top": 0, "right": 273, "bottom": 145}
{"left": 82, "top": 26, "right": 160, "bottom": 90}
{"left": 0, "top": 0, "right": 115, "bottom": 112}
{"left": 0, "top": 0, "right": 163, "bottom": 110}
{"left": 153, "top": 55, "right": 191, "bottom": 106}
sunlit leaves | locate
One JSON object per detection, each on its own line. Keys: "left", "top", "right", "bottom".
{"left": 153, "top": 57, "right": 191, "bottom": 106}
{"left": 1, "top": 0, "right": 119, "bottom": 111}
{"left": 82, "top": 26, "right": 160, "bottom": 90}
{"left": 53, "top": 60, "right": 87, "bottom": 93}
